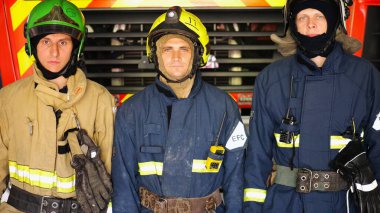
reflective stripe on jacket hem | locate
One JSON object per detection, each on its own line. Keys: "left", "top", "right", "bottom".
{"left": 9, "top": 161, "right": 75, "bottom": 193}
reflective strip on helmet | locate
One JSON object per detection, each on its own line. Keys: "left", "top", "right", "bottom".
{"left": 138, "top": 162, "right": 163, "bottom": 176}
{"left": 191, "top": 159, "right": 219, "bottom": 173}
{"left": 244, "top": 188, "right": 267, "bottom": 202}
{"left": 330, "top": 135, "right": 351, "bottom": 149}
{"left": 355, "top": 180, "right": 378, "bottom": 192}
{"left": 8, "top": 161, "right": 75, "bottom": 193}
{"left": 274, "top": 133, "right": 300, "bottom": 148}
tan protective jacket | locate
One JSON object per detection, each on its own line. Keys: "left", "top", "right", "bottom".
{"left": 0, "top": 66, "right": 115, "bottom": 201}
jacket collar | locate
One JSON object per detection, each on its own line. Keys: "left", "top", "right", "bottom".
{"left": 33, "top": 65, "right": 87, "bottom": 110}
{"left": 296, "top": 42, "right": 346, "bottom": 75}
{"left": 155, "top": 71, "right": 203, "bottom": 100}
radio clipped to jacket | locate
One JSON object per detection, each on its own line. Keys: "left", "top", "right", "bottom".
{"left": 206, "top": 112, "right": 226, "bottom": 172}
{"left": 206, "top": 145, "right": 225, "bottom": 171}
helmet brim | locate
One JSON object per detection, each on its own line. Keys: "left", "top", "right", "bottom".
{"left": 29, "top": 24, "right": 83, "bottom": 41}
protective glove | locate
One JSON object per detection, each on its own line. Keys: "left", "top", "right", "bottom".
{"left": 70, "top": 129, "right": 112, "bottom": 213}
{"left": 77, "top": 129, "right": 112, "bottom": 193}
{"left": 330, "top": 140, "right": 380, "bottom": 213}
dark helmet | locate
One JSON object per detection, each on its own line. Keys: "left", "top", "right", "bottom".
{"left": 283, "top": 0, "right": 353, "bottom": 57}
{"left": 283, "top": 0, "right": 353, "bottom": 35}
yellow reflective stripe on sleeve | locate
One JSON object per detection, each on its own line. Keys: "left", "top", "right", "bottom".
{"left": 192, "top": 159, "right": 219, "bottom": 173}
{"left": 9, "top": 161, "right": 75, "bottom": 193}
{"left": 138, "top": 162, "right": 163, "bottom": 176}
{"left": 244, "top": 188, "right": 267, "bottom": 202}
{"left": 330, "top": 136, "right": 351, "bottom": 149}
{"left": 274, "top": 133, "right": 300, "bottom": 148}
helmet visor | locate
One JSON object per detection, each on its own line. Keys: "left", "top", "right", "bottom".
{"left": 29, "top": 25, "right": 82, "bottom": 40}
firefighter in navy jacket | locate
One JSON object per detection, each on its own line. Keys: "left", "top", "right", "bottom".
{"left": 112, "top": 6, "right": 246, "bottom": 213}
{"left": 244, "top": 0, "right": 380, "bottom": 212}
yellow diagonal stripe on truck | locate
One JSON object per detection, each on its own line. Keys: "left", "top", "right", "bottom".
{"left": 17, "top": 48, "right": 34, "bottom": 77}
{"left": 10, "top": 0, "right": 41, "bottom": 31}
{"left": 266, "top": 0, "right": 286, "bottom": 7}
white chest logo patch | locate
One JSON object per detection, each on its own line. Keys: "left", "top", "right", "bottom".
{"left": 373, "top": 112, "right": 380, "bottom": 131}
{"left": 226, "top": 121, "right": 247, "bottom": 150}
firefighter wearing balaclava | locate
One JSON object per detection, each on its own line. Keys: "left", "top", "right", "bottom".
{"left": 112, "top": 6, "right": 246, "bottom": 213}
{"left": 0, "top": 0, "right": 115, "bottom": 212}
{"left": 244, "top": 0, "right": 380, "bottom": 212}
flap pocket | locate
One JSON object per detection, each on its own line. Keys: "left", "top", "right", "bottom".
{"left": 140, "top": 146, "right": 163, "bottom": 154}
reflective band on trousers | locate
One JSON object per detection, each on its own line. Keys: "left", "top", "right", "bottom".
{"left": 274, "top": 133, "right": 300, "bottom": 148}
{"left": 192, "top": 159, "right": 219, "bottom": 173}
{"left": 8, "top": 161, "right": 75, "bottom": 193}
{"left": 138, "top": 162, "right": 163, "bottom": 175}
{"left": 243, "top": 188, "right": 267, "bottom": 202}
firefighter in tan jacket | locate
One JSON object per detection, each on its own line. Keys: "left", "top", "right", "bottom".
{"left": 0, "top": 0, "right": 115, "bottom": 212}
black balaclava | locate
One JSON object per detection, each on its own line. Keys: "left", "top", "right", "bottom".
{"left": 31, "top": 34, "right": 79, "bottom": 80}
{"left": 289, "top": 0, "right": 339, "bottom": 58}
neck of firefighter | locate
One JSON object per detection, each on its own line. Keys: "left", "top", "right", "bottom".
{"left": 311, "top": 56, "right": 326, "bottom": 68}
{"left": 49, "top": 76, "right": 68, "bottom": 89}
{"left": 160, "top": 74, "right": 195, "bottom": 99}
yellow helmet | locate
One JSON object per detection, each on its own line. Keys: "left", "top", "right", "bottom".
{"left": 146, "top": 6, "right": 210, "bottom": 68}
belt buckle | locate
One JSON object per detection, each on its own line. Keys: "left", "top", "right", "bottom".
{"left": 297, "top": 168, "right": 313, "bottom": 193}
{"left": 154, "top": 197, "right": 168, "bottom": 213}
{"left": 40, "top": 196, "right": 52, "bottom": 213}
{"left": 205, "top": 197, "right": 217, "bottom": 213}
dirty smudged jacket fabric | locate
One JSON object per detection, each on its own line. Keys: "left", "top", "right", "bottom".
{"left": 112, "top": 73, "right": 246, "bottom": 212}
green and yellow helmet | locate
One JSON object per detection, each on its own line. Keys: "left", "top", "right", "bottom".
{"left": 24, "top": 0, "right": 85, "bottom": 59}
{"left": 146, "top": 6, "right": 210, "bottom": 68}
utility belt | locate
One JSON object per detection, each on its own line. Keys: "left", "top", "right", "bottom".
{"left": 139, "top": 187, "right": 223, "bottom": 213}
{"left": 275, "top": 165, "right": 349, "bottom": 193}
{"left": 7, "top": 185, "right": 82, "bottom": 213}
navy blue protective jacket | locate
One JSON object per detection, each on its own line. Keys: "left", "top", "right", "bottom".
{"left": 244, "top": 43, "right": 380, "bottom": 213}
{"left": 112, "top": 72, "right": 246, "bottom": 212}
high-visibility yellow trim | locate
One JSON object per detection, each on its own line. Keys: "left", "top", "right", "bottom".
{"left": 138, "top": 162, "right": 163, "bottom": 176}
{"left": 274, "top": 133, "right": 300, "bottom": 148}
{"left": 9, "top": 161, "right": 75, "bottom": 193}
{"left": 17, "top": 48, "right": 34, "bottom": 77}
{"left": 106, "top": 202, "right": 112, "bottom": 213}
{"left": 192, "top": 159, "right": 219, "bottom": 173}
{"left": 330, "top": 135, "right": 351, "bottom": 149}
{"left": 266, "top": 0, "right": 286, "bottom": 7}
{"left": 244, "top": 188, "right": 267, "bottom": 202}
{"left": 10, "top": 0, "right": 41, "bottom": 31}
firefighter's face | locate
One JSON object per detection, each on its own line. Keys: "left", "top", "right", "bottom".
{"left": 36, "top": 33, "right": 73, "bottom": 72}
{"left": 296, "top": 8, "right": 328, "bottom": 37}
{"left": 158, "top": 36, "right": 193, "bottom": 81}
